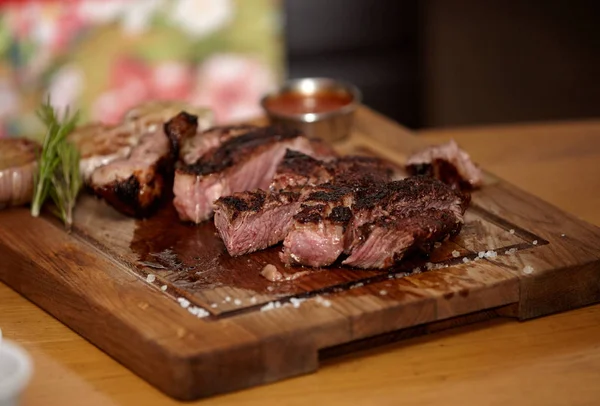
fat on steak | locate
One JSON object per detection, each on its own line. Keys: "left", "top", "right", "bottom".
{"left": 406, "top": 139, "right": 483, "bottom": 189}
{"left": 89, "top": 126, "right": 172, "bottom": 217}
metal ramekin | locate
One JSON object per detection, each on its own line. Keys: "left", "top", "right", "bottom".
{"left": 260, "top": 77, "right": 362, "bottom": 142}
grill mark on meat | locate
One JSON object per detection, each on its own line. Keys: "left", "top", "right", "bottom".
{"left": 174, "top": 126, "right": 332, "bottom": 223}
{"left": 90, "top": 127, "right": 172, "bottom": 217}
{"left": 179, "top": 124, "right": 258, "bottom": 165}
{"left": 182, "top": 126, "right": 302, "bottom": 176}
{"left": 217, "top": 190, "right": 267, "bottom": 220}
{"left": 329, "top": 206, "right": 352, "bottom": 225}
{"left": 271, "top": 150, "right": 393, "bottom": 190}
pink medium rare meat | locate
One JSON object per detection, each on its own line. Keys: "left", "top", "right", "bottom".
{"left": 406, "top": 139, "right": 483, "bottom": 189}
{"left": 174, "top": 126, "right": 335, "bottom": 223}
{"left": 279, "top": 176, "right": 468, "bottom": 269}
{"left": 214, "top": 152, "right": 395, "bottom": 256}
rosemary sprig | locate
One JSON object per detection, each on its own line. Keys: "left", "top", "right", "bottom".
{"left": 31, "top": 100, "right": 81, "bottom": 230}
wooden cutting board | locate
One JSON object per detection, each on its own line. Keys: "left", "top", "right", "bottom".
{"left": 1, "top": 108, "right": 599, "bottom": 400}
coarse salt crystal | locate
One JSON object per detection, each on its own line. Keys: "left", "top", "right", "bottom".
{"left": 425, "top": 262, "right": 434, "bottom": 270}
{"left": 250, "top": 297, "right": 257, "bottom": 304}
{"left": 260, "top": 302, "right": 276, "bottom": 312}
{"left": 210, "top": 303, "right": 218, "bottom": 308}
{"left": 146, "top": 274, "right": 156, "bottom": 283}
{"left": 267, "top": 286, "right": 275, "bottom": 292}
{"left": 478, "top": 251, "right": 485, "bottom": 258}
{"left": 452, "top": 250, "right": 460, "bottom": 258}
{"left": 233, "top": 299, "right": 242, "bottom": 306}
{"left": 509, "top": 229, "right": 515, "bottom": 234}
{"left": 522, "top": 265, "right": 534, "bottom": 275}
{"left": 225, "top": 296, "right": 231, "bottom": 302}
{"left": 187, "top": 306, "right": 209, "bottom": 318}
{"left": 290, "top": 297, "right": 305, "bottom": 308}
{"left": 160, "top": 284, "right": 167, "bottom": 291}
{"left": 434, "top": 242, "right": 442, "bottom": 249}
{"left": 379, "top": 290, "right": 387, "bottom": 295}
{"left": 177, "top": 297, "right": 190, "bottom": 309}
{"left": 315, "top": 296, "right": 332, "bottom": 307}
{"left": 462, "top": 257, "right": 470, "bottom": 263}
{"left": 532, "top": 240, "right": 538, "bottom": 245}
{"left": 413, "top": 267, "right": 421, "bottom": 273}
{"left": 561, "top": 233, "right": 566, "bottom": 237}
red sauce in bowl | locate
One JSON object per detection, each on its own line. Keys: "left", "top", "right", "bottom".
{"left": 265, "top": 90, "right": 354, "bottom": 116}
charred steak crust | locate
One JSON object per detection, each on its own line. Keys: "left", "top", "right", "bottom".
{"left": 163, "top": 111, "right": 198, "bottom": 157}
{"left": 181, "top": 126, "right": 302, "bottom": 176}
{"left": 217, "top": 190, "right": 267, "bottom": 220}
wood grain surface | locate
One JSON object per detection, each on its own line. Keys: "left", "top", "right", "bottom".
{"left": 1, "top": 108, "right": 600, "bottom": 405}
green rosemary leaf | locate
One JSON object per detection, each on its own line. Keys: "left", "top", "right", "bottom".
{"left": 31, "top": 100, "right": 81, "bottom": 230}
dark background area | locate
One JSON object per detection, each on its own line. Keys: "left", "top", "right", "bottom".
{"left": 284, "top": 0, "right": 600, "bottom": 129}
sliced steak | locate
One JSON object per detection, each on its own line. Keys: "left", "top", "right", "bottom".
{"left": 180, "top": 124, "right": 259, "bottom": 165}
{"left": 0, "top": 138, "right": 40, "bottom": 209}
{"left": 214, "top": 156, "right": 393, "bottom": 257}
{"left": 281, "top": 176, "right": 468, "bottom": 269}
{"left": 174, "top": 126, "right": 333, "bottom": 223}
{"left": 214, "top": 189, "right": 302, "bottom": 256}
{"left": 342, "top": 208, "right": 462, "bottom": 268}
{"left": 406, "top": 140, "right": 483, "bottom": 189}
{"left": 271, "top": 150, "right": 391, "bottom": 190}
{"left": 69, "top": 122, "right": 141, "bottom": 182}
{"left": 90, "top": 127, "right": 171, "bottom": 217}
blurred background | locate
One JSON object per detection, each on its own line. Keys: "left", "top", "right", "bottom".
{"left": 0, "top": 0, "right": 598, "bottom": 140}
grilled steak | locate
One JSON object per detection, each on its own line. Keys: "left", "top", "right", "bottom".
{"left": 214, "top": 154, "right": 393, "bottom": 257}
{"left": 0, "top": 138, "right": 40, "bottom": 209}
{"left": 180, "top": 124, "right": 259, "bottom": 165}
{"left": 90, "top": 126, "right": 172, "bottom": 217}
{"left": 341, "top": 177, "right": 467, "bottom": 268}
{"left": 69, "top": 122, "right": 141, "bottom": 182}
{"left": 174, "top": 126, "right": 335, "bottom": 223}
{"left": 214, "top": 189, "right": 302, "bottom": 256}
{"left": 406, "top": 140, "right": 483, "bottom": 189}
{"left": 342, "top": 208, "right": 462, "bottom": 268}
{"left": 271, "top": 150, "right": 391, "bottom": 190}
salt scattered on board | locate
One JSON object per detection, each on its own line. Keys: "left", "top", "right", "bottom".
{"left": 522, "top": 265, "right": 534, "bottom": 275}
{"left": 452, "top": 250, "right": 461, "bottom": 258}
{"left": 146, "top": 274, "right": 156, "bottom": 283}
{"left": 160, "top": 285, "right": 167, "bottom": 292}
{"left": 177, "top": 297, "right": 190, "bottom": 309}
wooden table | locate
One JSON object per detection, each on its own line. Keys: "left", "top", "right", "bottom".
{"left": 2, "top": 111, "right": 600, "bottom": 406}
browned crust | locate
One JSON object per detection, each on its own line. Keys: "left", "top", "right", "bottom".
{"left": 181, "top": 126, "right": 302, "bottom": 176}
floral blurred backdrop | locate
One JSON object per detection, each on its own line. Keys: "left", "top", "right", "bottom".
{"left": 0, "top": 0, "right": 283, "bottom": 140}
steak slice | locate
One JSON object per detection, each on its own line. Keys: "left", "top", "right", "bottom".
{"left": 406, "top": 140, "right": 483, "bottom": 189}
{"left": 214, "top": 189, "right": 302, "bottom": 256}
{"left": 271, "top": 150, "right": 392, "bottom": 190}
{"left": 342, "top": 208, "right": 462, "bottom": 268}
{"left": 280, "top": 176, "right": 468, "bottom": 269}
{"left": 214, "top": 155, "right": 393, "bottom": 257}
{"left": 174, "top": 126, "right": 333, "bottom": 223}
{"left": 90, "top": 127, "right": 171, "bottom": 217}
